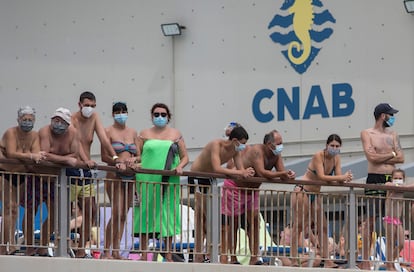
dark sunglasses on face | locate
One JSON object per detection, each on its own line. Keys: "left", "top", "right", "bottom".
{"left": 153, "top": 112, "right": 167, "bottom": 117}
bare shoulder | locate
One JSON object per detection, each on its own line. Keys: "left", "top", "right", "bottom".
{"left": 385, "top": 128, "right": 397, "bottom": 136}
{"left": 361, "top": 127, "right": 374, "bottom": 135}
{"left": 38, "top": 125, "right": 50, "bottom": 136}
{"left": 71, "top": 112, "right": 81, "bottom": 126}
{"left": 104, "top": 125, "right": 112, "bottom": 134}
{"left": 3, "top": 127, "right": 14, "bottom": 138}
{"left": 68, "top": 125, "right": 78, "bottom": 138}
{"left": 169, "top": 127, "right": 183, "bottom": 139}
{"left": 210, "top": 138, "right": 224, "bottom": 148}
{"left": 248, "top": 144, "right": 263, "bottom": 155}
{"left": 139, "top": 127, "right": 152, "bottom": 138}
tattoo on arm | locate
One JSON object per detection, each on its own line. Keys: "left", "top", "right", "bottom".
{"left": 396, "top": 135, "right": 402, "bottom": 151}
{"left": 386, "top": 136, "right": 393, "bottom": 147}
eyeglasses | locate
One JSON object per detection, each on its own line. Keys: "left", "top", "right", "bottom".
{"left": 153, "top": 112, "right": 167, "bottom": 117}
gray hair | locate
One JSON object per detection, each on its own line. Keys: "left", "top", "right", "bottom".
{"left": 17, "top": 106, "right": 36, "bottom": 118}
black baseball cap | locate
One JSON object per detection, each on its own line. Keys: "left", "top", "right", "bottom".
{"left": 374, "top": 103, "right": 398, "bottom": 118}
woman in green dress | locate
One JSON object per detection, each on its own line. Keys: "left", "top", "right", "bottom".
{"left": 132, "top": 103, "right": 189, "bottom": 262}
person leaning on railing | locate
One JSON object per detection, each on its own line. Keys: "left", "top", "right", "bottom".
{"left": 70, "top": 91, "right": 122, "bottom": 258}
{"left": 101, "top": 101, "right": 139, "bottom": 260}
{"left": 290, "top": 134, "right": 352, "bottom": 268}
{"left": 220, "top": 129, "right": 295, "bottom": 265}
{"left": 190, "top": 126, "right": 255, "bottom": 263}
{"left": 0, "top": 106, "right": 46, "bottom": 256}
{"left": 33, "top": 107, "right": 79, "bottom": 256}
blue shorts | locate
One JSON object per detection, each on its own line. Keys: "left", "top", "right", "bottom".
{"left": 66, "top": 168, "right": 93, "bottom": 185}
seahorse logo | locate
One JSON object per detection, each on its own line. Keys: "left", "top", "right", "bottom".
{"left": 268, "top": 0, "right": 336, "bottom": 74}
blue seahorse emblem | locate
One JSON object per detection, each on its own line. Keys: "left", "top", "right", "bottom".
{"left": 268, "top": 0, "right": 336, "bottom": 74}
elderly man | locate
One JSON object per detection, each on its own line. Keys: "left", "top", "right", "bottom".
{"left": 29, "top": 107, "right": 80, "bottom": 256}
{"left": 220, "top": 129, "right": 295, "bottom": 265}
{"left": 0, "top": 106, "right": 45, "bottom": 255}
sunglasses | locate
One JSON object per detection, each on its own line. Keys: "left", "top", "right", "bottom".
{"left": 153, "top": 112, "right": 167, "bottom": 117}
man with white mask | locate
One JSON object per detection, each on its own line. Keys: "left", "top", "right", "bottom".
{"left": 70, "top": 91, "right": 120, "bottom": 258}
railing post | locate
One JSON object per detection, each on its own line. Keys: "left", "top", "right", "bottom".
{"left": 348, "top": 187, "right": 357, "bottom": 268}
{"left": 55, "top": 167, "right": 68, "bottom": 257}
{"left": 209, "top": 179, "right": 220, "bottom": 263}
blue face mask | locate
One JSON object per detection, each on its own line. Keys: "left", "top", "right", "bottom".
{"left": 272, "top": 144, "right": 283, "bottom": 155}
{"left": 385, "top": 116, "right": 395, "bottom": 127}
{"left": 327, "top": 147, "right": 340, "bottom": 156}
{"left": 19, "top": 120, "right": 34, "bottom": 132}
{"left": 114, "top": 113, "right": 128, "bottom": 125}
{"left": 51, "top": 122, "right": 69, "bottom": 135}
{"left": 235, "top": 143, "right": 246, "bottom": 152}
{"left": 153, "top": 116, "right": 168, "bottom": 128}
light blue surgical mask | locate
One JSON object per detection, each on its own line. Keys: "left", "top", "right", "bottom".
{"left": 327, "top": 147, "right": 340, "bottom": 156}
{"left": 235, "top": 143, "right": 246, "bottom": 152}
{"left": 114, "top": 113, "right": 128, "bottom": 125}
{"left": 385, "top": 116, "right": 395, "bottom": 127}
{"left": 19, "top": 120, "right": 34, "bottom": 132}
{"left": 153, "top": 116, "right": 168, "bottom": 128}
{"left": 272, "top": 144, "right": 283, "bottom": 155}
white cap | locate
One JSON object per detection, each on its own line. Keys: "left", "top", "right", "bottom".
{"left": 52, "top": 107, "right": 71, "bottom": 125}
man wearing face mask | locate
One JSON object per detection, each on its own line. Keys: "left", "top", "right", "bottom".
{"left": 70, "top": 91, "right": 121, "bottom": 258}
{"left": 32, "top": 107, "right": 79, "bottom": 256}
{"left": 190, "top": 126, "right": 255, "bottom": 263}
{"left": 39, "top": 107, "right": 79, "bottom": 169}
{"left": 359, "top": 103, "right": 405, "bottom": 270}
{"left": 220, "top": 129, "right": 296, "bottom": 265}
{"left": 0, "top": 106, "right": 46, "bottom": 255}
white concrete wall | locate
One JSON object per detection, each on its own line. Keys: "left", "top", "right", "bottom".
{"left": 0, "top": 0, "right": 413, "bottom": 164}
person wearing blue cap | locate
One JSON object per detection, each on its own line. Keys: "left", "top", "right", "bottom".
{"left": 359, "top": 103, "right": 404, "bottom": 270}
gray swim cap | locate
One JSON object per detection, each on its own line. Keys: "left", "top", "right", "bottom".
{"left": 17, "top": 106, "right": 36, "bottom": 118}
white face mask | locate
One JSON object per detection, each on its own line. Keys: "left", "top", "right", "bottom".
{"left": 81, "top": 106, "right": 94, "bottom": 118}
{"left": 393, "top": 179, "right": 404, "bottom": 185}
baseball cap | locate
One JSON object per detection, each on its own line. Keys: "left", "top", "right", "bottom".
{"left": 374, "top": 103, "right": 398, "bottom": 118}
{"left": 52, "top": 107, "right": 71, "bottom": 125}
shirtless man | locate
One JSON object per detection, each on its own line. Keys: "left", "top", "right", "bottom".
{"left": 70, "top": 91, "right": 120, "bottom": 258}
{"left": 190, "top": 126, "right": 255, "bottom": 263}
{"left": 33, "top": 107, "right": 79, "bottom": 256}
{"left": 359, "top": 103, "right": 404, "bottom": 270}
{"left": 0, "top": 106, "right": 45, "bottom": 255}
{"left": 221, "top": 129, "right": 296, "bottom": 264}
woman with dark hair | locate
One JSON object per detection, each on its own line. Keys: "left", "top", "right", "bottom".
{"left": 290, "top": 134, "right": 353, "bottom": 268}
{"left": 101, "top": 102, "right": 139, "bottom": 259}
{"left": 131, "top": 103, "right": 189, "bottom": 262}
